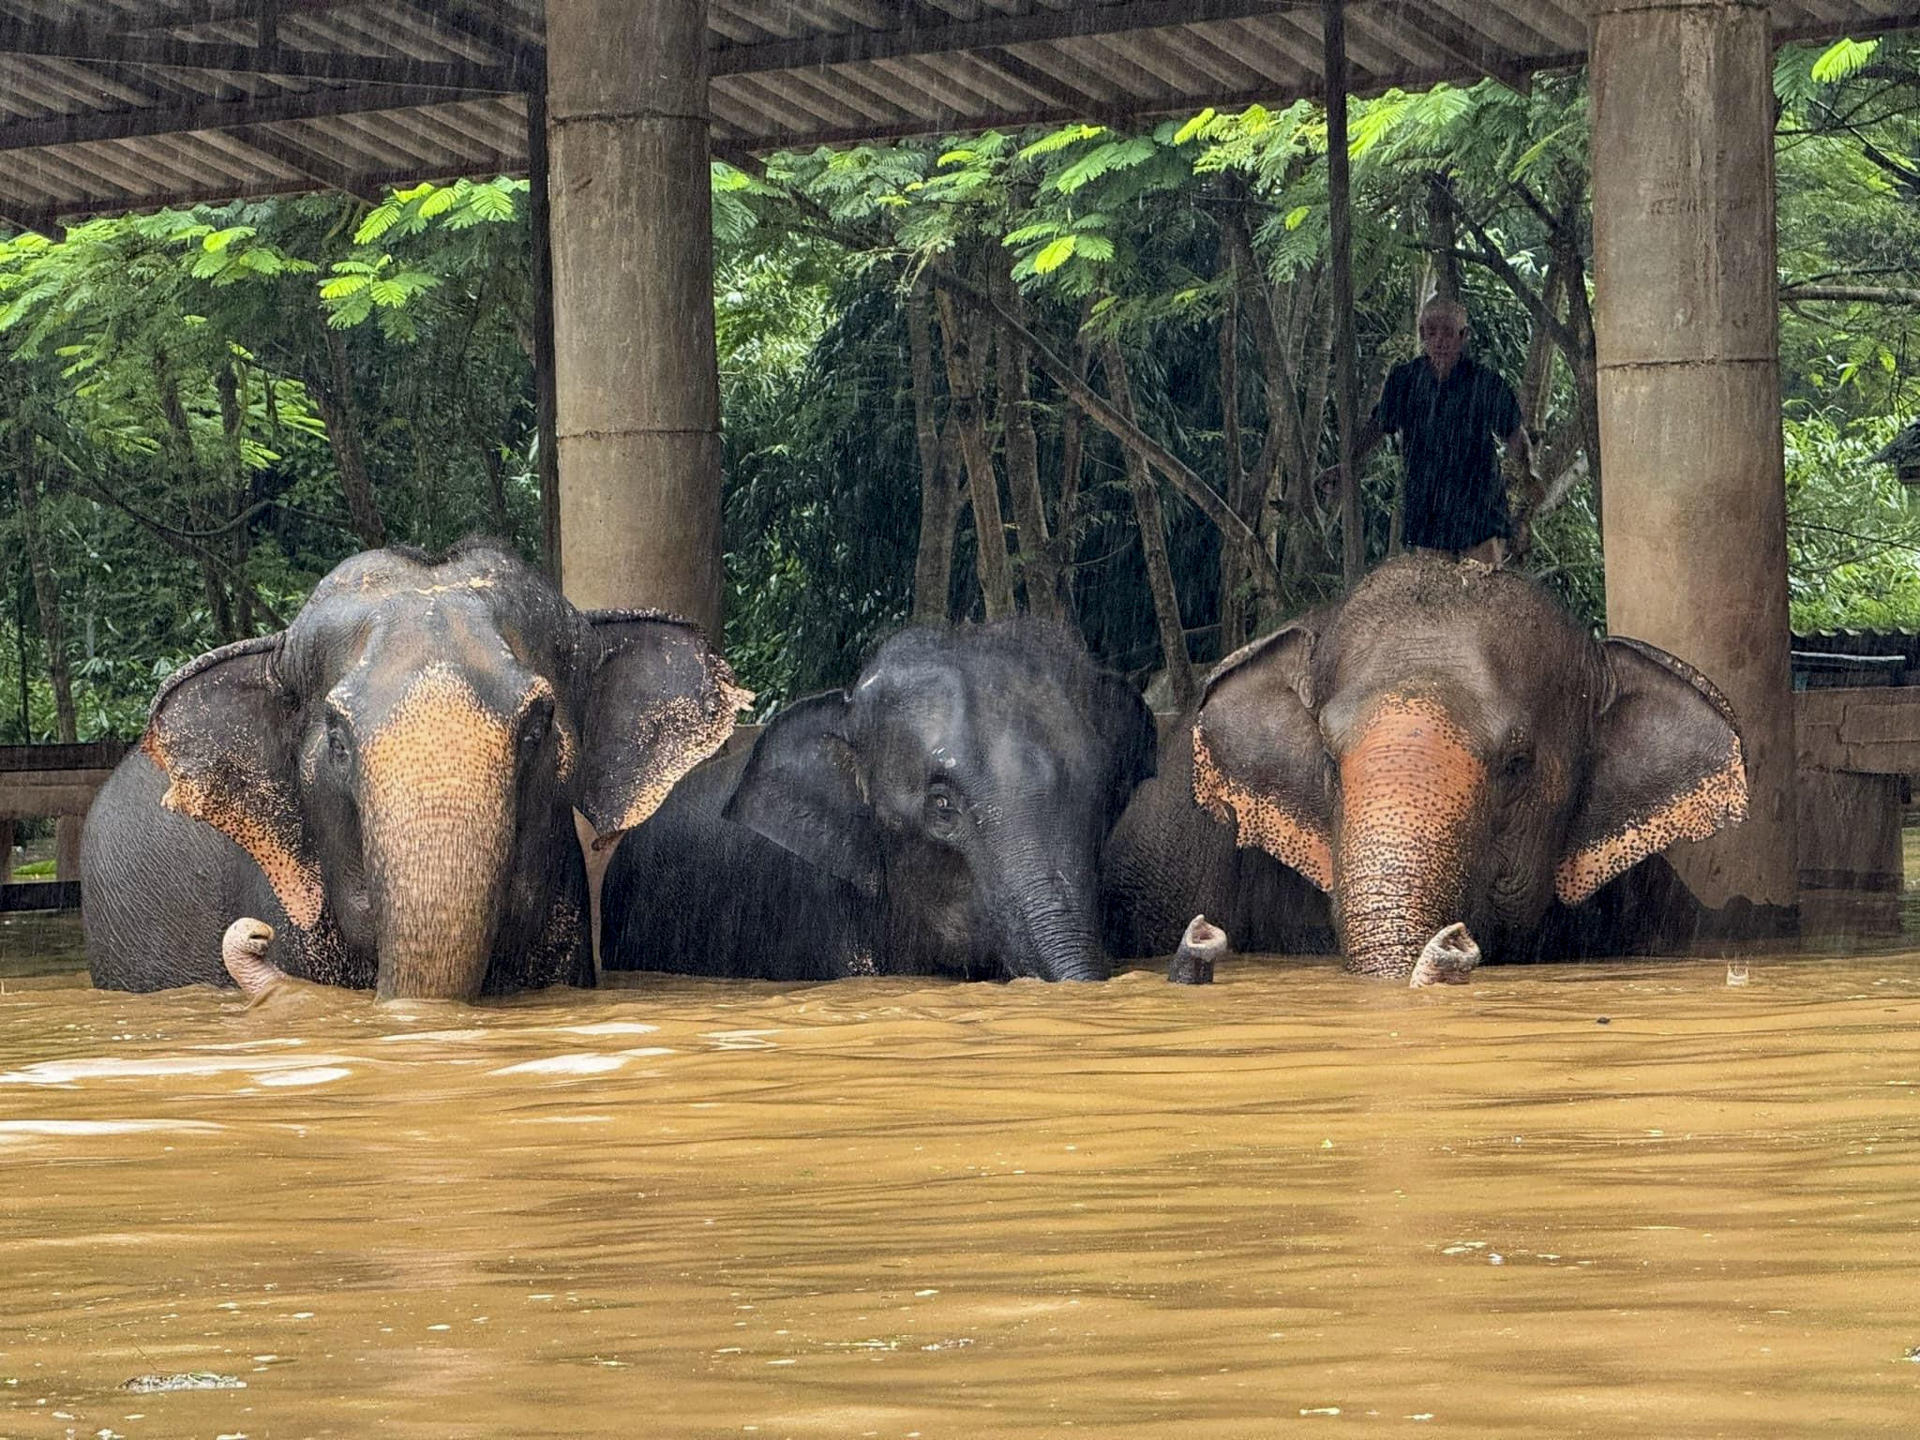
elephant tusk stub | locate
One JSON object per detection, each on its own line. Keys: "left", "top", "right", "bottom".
{"left": 1408, "top": 922, "right": 1481, "bottom": 988}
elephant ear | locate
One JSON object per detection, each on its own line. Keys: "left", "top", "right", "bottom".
{"left": 723, "top": 690, "right": 883, "bottom": 897}
{"left": 1092, "top": 671, "right": 1158, "bottom": 830}
{"left": 578, "top": 611, "right": 753, "bottom": 848}
{"left": 142, "top": 633, "right": 327, "bottom": 931}
{"left": 1556, "top": 637, "right": 1749, "bottom": 905}
{"left": 1190, "top": 622, "right": 1334, "bottom": 891}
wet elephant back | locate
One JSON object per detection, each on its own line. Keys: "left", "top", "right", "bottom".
{"left": 1101, "top": 718, "right": 1333, "bottom": 959}
{"left": 601, "top": 749, "right": 874, "bottom": 981}
{"left": 81, "top": 751, "right": 293, "bottom": 992}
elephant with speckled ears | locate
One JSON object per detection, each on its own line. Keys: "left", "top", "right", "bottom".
{"left": 82, "top": 542, "right": 750, "bottom": 1000}
{"left": 1103, "top": 555, "right": 1750, "bottom": 979}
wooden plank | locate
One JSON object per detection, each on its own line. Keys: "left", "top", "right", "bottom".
{"left": 0, "top": 742, "right": 127, "bottom": 773}
{"left": 0, "top": 880, "right": 82, "bottom": 914}
{"left": 710, "top": 0, "right": 1312, "bottom": 76}
{"left": 0, "top": 774, "right": 119, "bottom": 820}
{"left": 0, "top": 82, "right": 480, "bottom": 152}
{"left": 1794, "top": 687, "right": 1920, "bottom": 774}
{"left": 0, "top": 16, "right": 530, "bottom": 91}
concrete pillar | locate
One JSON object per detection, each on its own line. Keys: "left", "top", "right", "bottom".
{"left": 544, "top": 0, "right": 724, "bottom": 635}
{"left": 55, "top": 814, "right": 81, "bottom": 882}
{"left": 1589, "top": 0, "right": 1796, "bottom": 921}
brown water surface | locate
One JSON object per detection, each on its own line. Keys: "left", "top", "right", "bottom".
{"left": 1, "top": 925, "right": 1917, "bottom": 1436}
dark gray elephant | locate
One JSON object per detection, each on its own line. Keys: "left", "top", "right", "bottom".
{"left": 83, "top": 541, "right": 747, "bottom": 1000}
{"left": 602, "top": 621, "right": 1156, "bottom": 982}
{"left": 1103, "top": 555, "right": 1748, "bottom": 979}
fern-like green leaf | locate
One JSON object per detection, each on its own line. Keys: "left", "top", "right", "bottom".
{"left": 1052, "top": 136, "right": 1157, "bottom": 195}
{"left": 1019, "top": 124, "right": 1105, "bottom": 161}
{"left": 1173, "top": 108, "right": 1217, "bottom": 145}
{"left": 1810, "top": 36, "right": 1879, "bottom": 83}
{"left": 1031, "top": 236, "right": 1077, "bottom": 273}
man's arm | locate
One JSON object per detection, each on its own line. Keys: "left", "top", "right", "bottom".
{"left": 1318, "top": 378, "right": 1392, "bottom": 494}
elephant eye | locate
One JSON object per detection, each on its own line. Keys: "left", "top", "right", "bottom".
{"left": 521, "top": 705, "right": 551, "bottom": 749}
{"left": 1500, "top": 748, "right": 1534, "bottom": 784}
{"left": 325, "top": 714, "right": 350, "bottom": 762}
{"left": 923, "top": 784, "right": 963, "bottom": 837}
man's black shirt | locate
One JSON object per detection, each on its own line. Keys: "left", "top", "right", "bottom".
{"left": 1373, "top": 353, "right": 1523, "bottom": 551}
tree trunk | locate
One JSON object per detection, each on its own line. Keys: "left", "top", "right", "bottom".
{"left": 217, "top": 363, "right": 255, "bottom": 635}
{"left": 1425, "top": 172, "right": 1462, "bottom": 306}
{"left": 945, "top": 272, "right": 1276, "bottom": 590}
{"left": 1221, "top": 205, "right": 1332, "bottom": 615}
{"left": 935, "top": 284, "right": 1016, "bottom": 621}
{"left": 1556, "top": 226, "right": 1603, "bottom": 523}
{"left": 991, "top": 258, "right": 1067, "bottom": 624}
{"left": 11, "top": 421, "right": 77, "bottom": 746}
{"left": 313, "top": 326, "right": 387, "bottom": 549}
{"left": 1218, "top": 240, "right": 1252, "bottom": 651}
{"left": 1104, "top": 340, "right": 1196, "bottom": 711}
{"left": 13, "top": 561, "right": 30, "bottom": 741}
{"left": 151, "top": 349, "right": 237, "bottom": 640}
{"left": 1324, "top": 0, "right": 1364, "bottom": 587}
{"left": 1049, "top": 301, "right": 1095, "bottom": 596}
{"left": 908, "top": 278, "right": 958, "bottom": 624}
{"left": 481, "top": 444, "right": 512, "bottom": 538}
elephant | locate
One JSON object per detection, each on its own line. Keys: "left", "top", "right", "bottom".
{"left": 601, "top": 620, "right": 1157, "bottom": 983}
{"left": 82, "top": 541, "right": 749, "bottom": 1000}
{"left": 1102, "top": 555, "right": 1749, "bottom": 980}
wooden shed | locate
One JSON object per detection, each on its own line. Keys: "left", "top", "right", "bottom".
{"left": 6, "top": 0, "right": 1920, "bottom": 932}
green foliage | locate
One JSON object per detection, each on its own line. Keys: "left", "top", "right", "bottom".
{"left": 8, "top": 39, "right": 1920, "bottom": 736}
{"left": 1785, "top": 409, "right": 1920, "bottom": 631}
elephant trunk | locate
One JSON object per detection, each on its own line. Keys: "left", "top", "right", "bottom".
{"left": 1334, "top": 695, "right": 1486, "bottom": 980}
{"left": 358, "top": 669, "right": 518, "bottom": 1001}
{"left": 992, "top": 830, "right": 1111, "bottom": 983}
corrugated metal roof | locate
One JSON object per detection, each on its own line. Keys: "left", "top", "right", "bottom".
{"left": 0, "top": 1, "right": 1914, "bottom": 229}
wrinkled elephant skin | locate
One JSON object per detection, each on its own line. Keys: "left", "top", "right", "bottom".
{"left": 603, "top": 620, "right": 1156, "bottom": 983}
{"left": 84, "top": 541, "right": 747, "bottom": 1000}
{"left": 1104, "top": 556, "right": 1748, "bottom": 979}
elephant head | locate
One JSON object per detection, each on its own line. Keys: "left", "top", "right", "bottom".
{"left": 1191, "top": 556, "right": 1747, "bottom": 979}
{"left": 724, "top": 622, "right": 1156, "bottom": 981}
{"left": 142, "top": 542, "right": 748, "bottom": 1000}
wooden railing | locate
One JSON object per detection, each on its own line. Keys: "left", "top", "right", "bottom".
{"left": 0, "top": 740, "right": 129, "bottom": 912}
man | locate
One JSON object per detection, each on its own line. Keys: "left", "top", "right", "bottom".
{"left": 1343, "top": 296, "right": 1538, "bottom": 565}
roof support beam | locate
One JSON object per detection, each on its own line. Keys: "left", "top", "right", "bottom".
{"left": 971, "top": 45, "right": 1110, "bottom": 114}
{"left": 0, "top": 16, "right": 531, "bottom": 91}
{"left": 0, "top": 205, "right": 59, "bottom": 240}
{"left": 397, "top": 0, "right": 544, "bottom": 69}
{"left": 0, "top": 82, "right": 476, "bottom": 152}
{"left": 710, "top": 0, "right": 1310, "bottom": 75}
{"left": 1324, "top": 0, "right": 1362, "bottom": 587}
{"left": 1365, "top": 1, "right": 1530, "bottom": 95}
{"left": 231, "top": 123, "right": 383, "bottom": 202}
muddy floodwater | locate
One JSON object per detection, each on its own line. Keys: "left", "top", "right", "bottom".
{"left": 2, "top": 916, "right": 1918, "bottom": 1437}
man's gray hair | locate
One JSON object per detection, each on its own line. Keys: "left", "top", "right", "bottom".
{"left": 1419, "top": 295, "right": 1468, "bottom": 330}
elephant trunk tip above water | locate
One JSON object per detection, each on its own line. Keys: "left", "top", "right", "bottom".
{"left": 1137, "top": 553, "right": 1751, "bottom": 980}
{"left": 83, "top": 539, "right": 750, "bottom": 1001}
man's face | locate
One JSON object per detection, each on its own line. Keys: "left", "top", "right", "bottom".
{"left": 1420, "top": 312, "right": 1466, "bottom": 371}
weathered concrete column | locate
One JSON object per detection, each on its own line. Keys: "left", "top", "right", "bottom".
{"left": 545, "top": 0, "right": 724, "bottom": 635}
{"left": 1589, "top": 0, "right": 1796, "bottom": 921}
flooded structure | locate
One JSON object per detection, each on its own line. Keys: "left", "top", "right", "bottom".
{"left": 5, "top": 0, "right": 1915, "bottom": 936}
{"left": 6, "top": 7, "right": 1920, "bottom": 1434}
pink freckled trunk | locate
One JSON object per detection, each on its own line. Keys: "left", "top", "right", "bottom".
{"left": 1334, "top": 700, "right": 1487, "bottom": 980}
